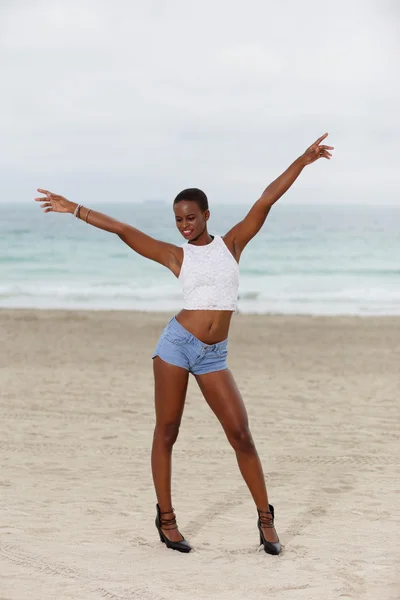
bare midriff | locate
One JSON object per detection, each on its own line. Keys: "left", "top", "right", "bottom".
{"left": 175, "top": 309, "right": 233, "bottom": 344}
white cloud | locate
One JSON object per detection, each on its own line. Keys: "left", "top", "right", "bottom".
{"left": 217, "top": 43, "right": 284, "bottom": 75}
{"left": 0, "top": 0, "right": 399, "bottom": 204}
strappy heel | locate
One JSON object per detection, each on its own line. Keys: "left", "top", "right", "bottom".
{"left": 155, "top": 504, "right": 192, "bottom": 553}
{"left": 257, "top": 504, "right": 281, "bottom": 555}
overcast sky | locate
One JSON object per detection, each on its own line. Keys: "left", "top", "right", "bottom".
{"left": 1, "top": 0, "right": 399, "bottom": 206}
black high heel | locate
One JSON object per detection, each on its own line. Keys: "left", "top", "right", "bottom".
{"left": 257, "top": 504, "right": 281, "bottom": 555}
{"left": 155, "top": 504, "right": 192, "bottom": 553}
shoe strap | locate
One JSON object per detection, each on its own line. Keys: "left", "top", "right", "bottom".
{"left": 160, "top": 509, "right": 178, "bottom": 531}
{"left": 258, "top": 509, "right": 274, "bottom": 528}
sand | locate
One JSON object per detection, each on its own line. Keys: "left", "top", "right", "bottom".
{"left": 0, "top": 309, "right": 399, "bottom": 600}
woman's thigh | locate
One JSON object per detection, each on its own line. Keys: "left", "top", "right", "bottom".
{"left": 194, "top": 368, "right": 249, "bottom": 433}
{"left": 153, "top": 356, "right": 189, "bottom": 427}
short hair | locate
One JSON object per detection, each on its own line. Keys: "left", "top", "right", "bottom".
{"left": 173, "top": 188, "right": 208, "bottom": 212}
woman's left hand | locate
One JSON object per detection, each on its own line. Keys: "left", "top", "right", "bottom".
{"left": 301, "top": 133, "right": 334, "bottom": 166}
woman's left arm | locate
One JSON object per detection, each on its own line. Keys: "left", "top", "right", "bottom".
{"left": 224, "top": 133, "right": 334, "bottom": 258}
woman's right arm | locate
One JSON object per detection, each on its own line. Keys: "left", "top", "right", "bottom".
{"left": 35, "top": 189, "right": 181, "bottom": 273}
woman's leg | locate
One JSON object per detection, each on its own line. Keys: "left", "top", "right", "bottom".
{"left": 195, "top": 368, "right": 279, "bottom": 544}
{"left": 152, "top": 356, "right": 189, "bottom": 542}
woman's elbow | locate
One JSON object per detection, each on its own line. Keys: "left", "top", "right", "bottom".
{"left": 116, "top": 221, "right": 129, "bottom": 238}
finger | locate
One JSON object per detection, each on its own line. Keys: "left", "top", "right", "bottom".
{"left": 44, "top": 207, "right": 53, "bottom": 213}
{"left": 314, "top": 133, "right": 328, "bottom": 146}
{"left": 40, "top": 202, "right": 52, "bottom": 209}
{"left": 37, "top": 188, "right": 53, "bottom": 195}
{"left": 319, "top": 145, "right": 334, "bottom": 150}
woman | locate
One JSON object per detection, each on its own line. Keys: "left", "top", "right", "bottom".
{"left": 35, "top": 133, "right": 333, "bottom": 555}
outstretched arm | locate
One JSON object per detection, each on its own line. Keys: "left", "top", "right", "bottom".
{"left": 224, "top": 133, "right": 334, "bottom": 259}
{"left": 34, "top": 189, "right": 181, "bottom": 274}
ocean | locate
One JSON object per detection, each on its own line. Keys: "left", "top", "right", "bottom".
{"left": 1, "top": 202, "right": 399, "bottom": 315}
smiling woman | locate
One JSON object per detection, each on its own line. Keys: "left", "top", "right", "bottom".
{"left": 174, "top": 188, "right": 209, "bottom": 240}
{"left": 34, "top": 133, "right": 333, "bottom": 555}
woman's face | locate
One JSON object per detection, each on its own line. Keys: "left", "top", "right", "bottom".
{"left": 173, "top": 200, "right": 209, "bottom": 242}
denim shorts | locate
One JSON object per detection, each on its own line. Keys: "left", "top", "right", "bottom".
{"left": 152, "top": 317, "right": 228, "bottom": 375}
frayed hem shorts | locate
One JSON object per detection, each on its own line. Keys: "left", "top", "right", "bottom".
{"left": 152, "top": 317, "right": 228, "bottom": 375}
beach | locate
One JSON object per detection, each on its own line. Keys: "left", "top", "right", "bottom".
{"left": 1, "top": 309, "right": 399, "bottom": 600}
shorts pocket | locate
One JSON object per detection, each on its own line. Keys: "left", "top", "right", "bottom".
{"left": 215, "top": 343, "right": 228, "bottom": 358}
{"left": 164, "top": 329, "right": 192, "bottom": 346}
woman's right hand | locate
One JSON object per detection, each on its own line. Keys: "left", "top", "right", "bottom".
{"left": 35, "top": 189, "right": 77, "bottom": 214}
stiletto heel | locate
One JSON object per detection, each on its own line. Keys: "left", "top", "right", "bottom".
{"left": 257, "top": 504, "right": 281, "bottom": 555}
{"left": 155, "top": 504, "right": 192, "bottom": 553}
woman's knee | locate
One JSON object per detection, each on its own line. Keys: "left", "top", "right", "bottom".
{"left": 153, "top": 422, "right": 181, "bottom": 449}
{"left": 227, "top": 426, "right": 255, "bottom": 453}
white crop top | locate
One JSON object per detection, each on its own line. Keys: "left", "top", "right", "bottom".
{"left": 179, "top": 235, "right": 239, "bottom": 311}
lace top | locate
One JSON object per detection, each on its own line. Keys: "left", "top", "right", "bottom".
{"left": 179, "top": 235, "right": 239, "bottom": 311}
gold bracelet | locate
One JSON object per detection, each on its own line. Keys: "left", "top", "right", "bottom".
{"left": 85, "top": 208, "right": 92, "bottom": 223}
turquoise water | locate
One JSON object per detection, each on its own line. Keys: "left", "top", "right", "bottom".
{"left": 1, "top": 202, "right": 400, "bottom": 315}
